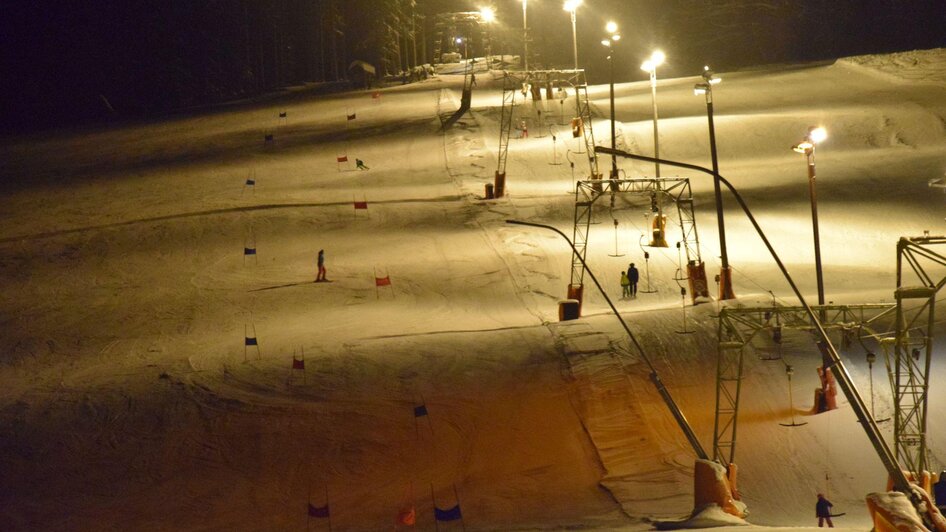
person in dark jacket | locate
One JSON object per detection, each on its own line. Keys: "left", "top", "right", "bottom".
{"left": 316, "top": 249, "right": 327, "bottom": 282}
{"left": 627, "top": 263, "right": 640, "bottom": 297}
{"left": 816, "top": 493, "right": 834, "bottom": 528}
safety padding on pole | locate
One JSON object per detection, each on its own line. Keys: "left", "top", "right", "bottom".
{"left": 686, "top": 261, "right": 710, "bottom": 302}
{"left": 817, "top": 366, "right": 838, "bottom": 412}
{"left": 650, "top": 214, "right": 669, "bottom": 248}
{"left": 494, "top": 171, "right": 506, "bottom": 198}
{"left": 558, "top": 299, "right": 580, "bottom": 321}
{"left": 693, "top": 459, "right": 747, "bottom": 519}
{"left": 718, "top": 265, "right": 736, "bottom": 300}
{"left": 887, "top": 471, "right": 932, "bottom": 494}
{"left": 567, "top": 284, "right": 584, "bottom": 317}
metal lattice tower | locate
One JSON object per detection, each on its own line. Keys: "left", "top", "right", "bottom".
{"left": 569, "top": 178, "right": 701, "bottom": 290}
{"left": 890, "top": 235, "right": 946, "bottom": 475}
{"left": 494, "top": 69, "right": 598, "bottom": 188}
{"left": 713, "top": 303, "right": 897, "bottom": 465}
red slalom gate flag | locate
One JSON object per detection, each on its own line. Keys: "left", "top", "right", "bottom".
{"left": 353, "top": 201, "right": 368, "bottom": 210}
{"left": 337, "top": 155, "right": 348, "bottom": 163}
{"left": 375, "top": 276, "right": 391, "bottom": 287}
{"left": 292, "top": 357, "right": 305, "bottom": 370}
{"left": 397, "top": 505, "right": 416, "bottom": 526}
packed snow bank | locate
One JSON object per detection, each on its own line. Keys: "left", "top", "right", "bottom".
{"left": 865, "top": 492, "right": 926, "bottom": 532}
{"left": 656, "top": 504, "right": 750, "bottom": 530}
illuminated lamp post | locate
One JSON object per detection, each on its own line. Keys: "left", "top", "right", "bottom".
{"left": 564, "top": 0, "right": 583, "bottom": 71}
{"left": 601, "top": 21, "right": 620, "bottom": 178}
{"left": 792, "top": 126, "right": 828, "bottom": 320}
{"left": 694, "top": 66, "right": 734, "bottom": 300}
{"left": 521, "top": 0, "right": 529, "bottom": 70}
{"left": 641, "top": 50, "right": 665, "bottom": 177}
{"left": 481, "top": 7, "right": 495, "bottom": 67}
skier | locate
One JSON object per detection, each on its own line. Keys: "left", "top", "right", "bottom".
{"left": 816, "top": 493, "right": 834, "bottom": 528}
{"left": 519, "top": 120, "right": 528, "bottom": 138}
{"left": 356, "top": 158, "right": 369, "bottom": 170}
{"left": 471, "top": 72, "right": 477, "bottom": 87}
{"left": 316, "top": 249, "right": 327, "bottom": 282}
{"left": 620, "top": 271, "right": 631, "bottom": 299}
{"left": 627, "top": 263, "right": 640, "bottom": 297}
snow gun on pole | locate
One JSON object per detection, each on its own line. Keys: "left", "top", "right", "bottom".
{"left": 593, "top": 145, "right": 913, "bottom": 497}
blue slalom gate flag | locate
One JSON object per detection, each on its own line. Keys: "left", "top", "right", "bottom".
{"left": 245, "top": 337, "right": 258, "bottom": 346}
{"left": 244, "top": 247, "right": 257, "bottom": 255}
{"left": 434, "top": 504, "right": 462, "bottom": 522}
{"left": 413, "top": 404, "right": 428, "bottom": 417}
{"left": 308, "top": 503, "right": 329, "bottom": 518}
{"left": 245, "top": 179, "right": 255, "bottom": 186}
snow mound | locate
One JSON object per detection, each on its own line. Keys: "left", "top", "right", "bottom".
{"left": 840, "top": 47, "right": 946, "bottom": 85}
{"left": 655, "top": 504, "right": 750, "bottom": 530}
{"left": 865, "top": 491, "right": 926, "bottom": 531}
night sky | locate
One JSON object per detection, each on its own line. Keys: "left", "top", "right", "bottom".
{"left": 2, "top": 0, "right": 944, "bottom": 133}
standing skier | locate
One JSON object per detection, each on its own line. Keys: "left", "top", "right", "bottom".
{"left": 627, "top": 263, "right": 639, "bottom": 297}
{"left": 316, "top": 249, "right": 327, "bottom": 282}
{"left": 620, "top": 271, "right": 631, "bottom": 299}
{"left": 816, "top": 493, "right": 834, "bottom": 528}
{"left": 356, "top": 158, "right": 369, "bottom": 170}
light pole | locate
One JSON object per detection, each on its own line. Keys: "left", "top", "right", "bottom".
{"left": 564, "top": 0, "right": 582, "bottom": 71}
{"left": 481, "top": 7, "right": 495, "bottom": 67}
{"left": 641, "top": 50, "right": 665, "bottom": 177}
{"left": 792, "top": 126, "right": 828, "bottom": 320}
{"left": 521, "top": 0, "right": 529, "bottom": 70}
{"left": 694, "top": 66, "right": 734, "bottom": 300}
{"left": 601, "top": 22, "right": 620, "bottom": 178}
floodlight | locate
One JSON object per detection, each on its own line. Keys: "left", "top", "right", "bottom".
{"left": 563, "top": 0, "right": 582, "bottom": 12}
{"left": 693, "top": 83, "right": 708, "bottom": 95}
{"left": 480, "top": 7, "right": 495, "bottom": 23}
{"left": 606, "top": 21, "right": 618, "bottom": 33}
{"left": 809, "top": 127, "right": 828, "bottom": 144}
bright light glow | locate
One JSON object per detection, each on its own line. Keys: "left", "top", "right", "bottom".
{"left": 693, "top": 83, "right": 708, "bottom": 95}
{"left": 563, "top": 0, "right": 582, "bottom": 12}
{"left": 601, "top": 39, "right": 611, "bottom": 47}
{"left": 606, "top": 21, "right": 618, "bottom": 33}
{"left": 611, "top": 34, "right": 621, "bottom": 41}
{"left": 709, "top": 77, "right": 722, "bottom": 84}
{"left": 455, "top": 37, "right": 463, "bottom": 44}
{"left": 642, "top": 50, "right": 665, "bottom": 73}
{"left": 793, "top": 141, "right": 814, "bottom": 153}
{"left": 809, "top": 127, "right": 828, "bottom": 144}
{"left": 480, "top": 7, "right": 495, "bottom": 23}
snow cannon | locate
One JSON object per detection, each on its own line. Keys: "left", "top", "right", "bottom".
{"left": 692, "top": 459, "right": 747, "bottom": 519}
{"left": 867, "top": 490, "right": 946, "bottom": 532}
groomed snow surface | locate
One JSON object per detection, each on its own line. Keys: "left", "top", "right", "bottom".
{"left": 2, "top": 48, "right": 945, "bottom": 530}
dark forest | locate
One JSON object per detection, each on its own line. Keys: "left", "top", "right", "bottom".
{"left": 2, "top": 0, "right": 943, "bottom": 133}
